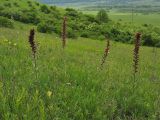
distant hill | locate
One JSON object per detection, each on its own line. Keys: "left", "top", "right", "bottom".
{"left": 39, "top": 0, "right": 160, "bottom": 6}
{"left": 38, "top": 0, "right": 160, "bottom": 13}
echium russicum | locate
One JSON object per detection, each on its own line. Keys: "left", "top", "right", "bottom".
{"left": 133, "top": 32, "right": 141, "bottom": 77}
{"left": 29, "top": 29, "right": 36, "bottom": 58}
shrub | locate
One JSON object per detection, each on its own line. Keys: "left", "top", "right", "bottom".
{"left": 54, "top": 24, "right": 61, "bottom": 34}
{"left": 142, "top": 34, "right": 154, "bottom": 46}
{"left": 67, "top": 27, "right": 78, "bottom": 39}
{"left": 0, "top": 16, "right": 14, "bottom": 28}
{"left": 98, "top": 35, "right": 106, "bottom": 41}
{"left": 4, "top": 3, "right": 12, "bottom": 7}
{"left": 0, "top": 5, "right": 4, "bottom": 11}
{"left": 27, "top": 1, "right": 32, "bottom": 7}
{"left": 40, "top": 5, "right": 50, "bottom": 14}
{"left": 11, "top": 11, "right": 21, "bottom": 21}
{"left": 68, "top": 21, "right": 79, "bottom": 31}
{"left": 80, "top": 31, "right": 90, "bottom": 38}
{"left": 65, "top": 8, "right": 79, "bottom": 18}
{"left": 0, "top": 9, "right": 40, "bottom": 24}
{"left": 13, "top": 2, "right": 19, "bottom": 7}
{"left": 0, "top": 9, "right": 19, "bottom": 19}
{"left": 114, "top": 32, "right": 132, "bottom": 43}
{"left": 110, "top": 28, "right": 120, "bottom": 36}
{"left": 50, "top": 6, "right": 56, "bottom": 11}
{"left": 37, "top": 21, "right": 54, "bottom": 33}
{"left": 20, "top": 11, "right": 40, "bottom": 24}
{"left": 35, "top": 2, "right": 40, "bottom": 6}
{"left": 84, "top": 14, "right": 97, "bottom": 23}
{"left": 65, "top": 8, "right": 76, "bottom": 12}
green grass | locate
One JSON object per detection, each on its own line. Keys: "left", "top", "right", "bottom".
{"left": 0, "top": 0, "right": 38, "bottom": 8}
{"left": 0, "top": 22, "right": 160, "bottom": 119}
{"left": 109, "top": 12, "right": 160, "bottom": 26}
{"left": 81, "top": 10, "right": 160, "bottom": 26}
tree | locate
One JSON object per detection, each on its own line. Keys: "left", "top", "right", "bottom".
{"left": 96, "top": 9, "right": 109, "bottom": 23}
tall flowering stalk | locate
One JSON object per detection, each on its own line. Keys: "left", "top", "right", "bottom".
{"left": 28, "top": 29, "right": 38, "bottom": 79}
{"left": 101, "top": 37, "right": 110, "bottom": 69}
{"left": 62, "top": 16, "right": 67, "bottom": 48}
{"left": 133, "top": 32, "right": 141, "bottom": 78}
{"left": 29, "top": 29, "right": 36, "bottom": 59}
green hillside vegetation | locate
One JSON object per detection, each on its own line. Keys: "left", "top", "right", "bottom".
{"left": 0, "top": 0, "right": 160, "bottom": 47}
{"left": 0, "top": 0, "right": 160, "bottom": 119}
{"left": 0, "top": 21, "right": 160, "bottom": 120}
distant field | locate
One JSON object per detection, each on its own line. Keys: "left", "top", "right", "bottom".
{"left": 81, "top": 10, "right": 160, "bottom": 26}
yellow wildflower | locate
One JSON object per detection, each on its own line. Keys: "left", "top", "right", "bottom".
{"left": 4, "top": 39, "right": 9, "bottom": 42}
{"left": 13, "top": 43, "right": 17, "bottom": 46}
{"left": 47, "top": 91, "right": 52, "bottom": 98}
{"left": 8, "top": 41, "right": 12, "bottom": 45}
{"left": 36, "top": 89, "right": 39, "bottom": 95}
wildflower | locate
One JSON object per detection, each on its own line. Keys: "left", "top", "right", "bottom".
{"left": 101, "top": 37, "right": 110, "bottom": 69}
{"left": 28, "top": 29, "right": 38, "bottom": 80}
{"left": 133, "top": 32, "right": 141, "bottom": 76}
{"left": 13, "top": 43, "right": 17, "bottom": 46}
{"left": 8, "top": 41, "right": 12, "bottom": 45}
{"left": 4, "top": 39, "right": 9, "bottom": 42}
{"left": 29, "top": 29, "right": 36, "bottom": 58}
{"left": 47, "top": 91, "right": 52, "bottom": 98}
{"left": 36, "top": 89, "right": 39, "bottom": 95}
{"left": 66, "top": 83, "right": 71, "bottom": 85}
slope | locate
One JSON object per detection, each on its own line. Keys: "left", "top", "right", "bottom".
{"left": 0, "top": 21, "right": 160, "bottom": 119}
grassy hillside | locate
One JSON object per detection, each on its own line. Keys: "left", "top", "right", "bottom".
{"left": 0, "top": 0, "right": 160, "bottom": 119}
{"left": 1, "top": 0, "right": 160, "bottom": 47}
{"left": 0, "top": 22, "right": 160, "bottom": 119}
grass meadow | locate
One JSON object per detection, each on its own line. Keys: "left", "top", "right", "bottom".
{"left": 0, "top": 22, "right": 160, "bottom": 119}
{"left": 81, "top": 10, "right": 160, "bottom": 26}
